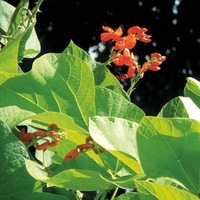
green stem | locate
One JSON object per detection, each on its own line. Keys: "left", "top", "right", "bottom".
{"left": 42, "top": 150, "right": 46, "bottom": 168}
{"left": 25, "top": 137, "right": 40, "bottom": 149}
{"left": 93, "top": 142, "right": 111, "bottom": 173}
{"left": 110, "top": 187, "right": 119, "bottom": 200}
{"left": 126, "top": 73, "right": 142, "bottom": 96}
{"left": 94, "top": 190, "right": 107, "bottom": 200}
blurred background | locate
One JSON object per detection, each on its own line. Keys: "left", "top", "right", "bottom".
{"left": 7, "top": 0, "right": 200, "bottom": 115}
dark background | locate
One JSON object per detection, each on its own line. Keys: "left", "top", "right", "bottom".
{"left": 7, "top": 0, "right": 200, "bottom": 115}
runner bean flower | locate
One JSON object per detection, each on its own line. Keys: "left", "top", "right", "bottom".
{"left": 100, "top": 25, "right": 166, "bottom": 96}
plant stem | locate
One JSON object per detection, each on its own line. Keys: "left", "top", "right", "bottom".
{"left": 110, "top": 187, "right": 119, "bottom": 200}
{"left": 94, "top": 190, "right": 107, "bottom": 200}
{"left": 42, "top": 150, "right": 46, "bottom": 168}
{"left": 126, "top": 73, "right": 142, "bottom": 96}
{"left": 93, "top": 142, "right": 110, "bottom": 171}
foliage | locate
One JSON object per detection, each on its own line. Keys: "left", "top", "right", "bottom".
{"left": 0, "top": 0, "right": 200, "bottom": 199}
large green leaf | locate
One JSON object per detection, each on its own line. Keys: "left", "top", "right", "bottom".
{"left": 93, "top": 65, "right": 129, "bottom": 100}
{"left": 0, "top": 33, "right": 25, "bottom": 73}
{"left": 89, "top": 116, "right": 142, "bottom": 174}
{"left": 28, "top": 192, "right": 72, "bottom": 200}
{"left": 46, "top": 169, "right": 113, "bottom": 191}
{"left": 28, "top": 112, "right": 89, "bottom": 145}
{"left": 63, "top": 40, "right": 97, "bottom": 71}
{"left": 64, "top": 40, "right": 129, "bottom": 100}
{"left": 158, "top": 96, "right": 200, "bottom": 121}
{"left": 114, "top": 192, "right": 140, "bottom": 200}
{"left": 0, "top": 53, "right": 96, "bottom": 129}
{"left": 137, "top": 116, "right": 200, "bottom": 194}
{"left": 184, "top": 77, "right": 200, "bottom": 108}
{"left": 26, "top": 155, "right": 114, "bottom": 191}
{"left": 95, "top": 86, "right": 145, "bottom": 123}
{"left": 0, "top": 119, "right": 35, "bottom": 200}
{"left": 135, "top": 180, "right": 199, "bottom": 200}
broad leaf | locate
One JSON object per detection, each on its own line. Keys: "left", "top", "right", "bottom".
{"left": 0, "top": 53, "right": 96, "bottom": 129}
{"left": 135, "top": 180, "right": 199, "bottom": 200}
{"left": 137, "top": 116, "right": 200, "bottom": 194}
{"left": 28, "top": 192, "right": 72, "bottom": 200}
{"left": 63, "top": 40, "right": 97, "bottom": 70}
{"left": 158, "top": 96, "right": 200, "bottom": 121}
{"left": 89, "top": 116, "right": 142, "bottom": 174}
{"left": 184, "top": 77, "right": 200, "bottom": 108}
{"left": 114, "top": 192, "right": 140, "bottom": 200}
{"left": 0, "top": 119, "right": 35, "bottom": 200}
{"left": 46, "top": 169, "right": 113, "bottom": 191}
{"left": 95, "top": 86, "right": 145, "bottom": 123}
{"left": 64, "top": 40, "right": 129, "bottom": 99}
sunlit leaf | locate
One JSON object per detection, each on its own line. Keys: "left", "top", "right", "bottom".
{"left": 135, "top": 180, "right": 199, "bottom": 200}
{"left": 89, "top": 116, "right": 142, "bottom": 174}
{"left": 158, "top": 96, "right": 200, "bottom": 121}
{"left": 64, "top": 40, "right": 129, "bottom": 99}
{"left": 184, "top": 77, "right": 200, "bottom": 108}
{"left": 114, "top": 192, "right": 140, "bottom": 200}
{"left": 25, "top": 159, "right": 49, "bottom": 181}
{"left": 95, "top": 86, "right": 145, "bottom": 123}
{"left": 137, "top": 116, "right": 200, "bottom": 194}
{"left": 45, "top": 169, "right": 113, "bottom": 191}
{"left": 0, "top": 53, "right": 96, "bottom": 130}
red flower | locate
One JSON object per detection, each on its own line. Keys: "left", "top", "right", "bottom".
{"left": 33, "top": 131, "right": 46, "bottom": 137}
{"left": 100, "top": 26, "right": 123, "bottom": 41}
{"left": 35, "top": 141, "right": 50, "bottom": 150}
{"left": 76, "top": 143, "right": 94, "bottom": 152}
{"left": 20, "top": 128, "right": 34, "bottom": 144}
{"left": 128, "top": 26, "right": 152, "bottom": 43}
{"left": 114, "top": 35, "right": 136, "bottom": 50}
{"left": 116, "top": 66, "right": 136, "bottom": 80}
{"left": 141, "top": 53, "right": 166, "bottom": 73}
{"left": 112, "top": 48, "right": 136, "bottom": 68}
{"left": 63, "top": 149, "right": 79, "bottom": 162}
{"left": 49, "top": 137, "right": 60, "bottom": 147}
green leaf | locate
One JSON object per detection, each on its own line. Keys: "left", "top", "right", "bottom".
{"left": 55, "top": 151, "right": 137, "bottom": 190}
{"left": 28, "top": 192, "right": 72, "bottom": 200}
{"left": 0, "top": 0, "right": 41, "bottom": 72}
{"left": 137, "top": 116, "right": 200, "bottom": 194}
{"left": 158, "top": 96, "right": 200, "bottom": 121}
{"left": 46, "top": 169, "right": 113, "bottom": 191}
{"left": 184, "top": 77, "right": 200, "bottom": 108}
{"left": 95, "top": 86, "right": 145, "bottom": 123}
{"left": 0, "top": 53, "right": 96, "bottom": 129}
{"left": 6, "top": 0, "right": 29, "bottom": 36}
{"left": 114, "top": 192, "right": 140, "bottom": 200}
{"left": 29, "top": 112, "right": 88, "bottom": 134}
{"left": 0, "top": 34, "right": 23, "bottom": 73}
{"left": 64, "top": 40, "right": 129, "bottom": 100}
{"left": 25, "top": 159, "right": 49, "bottom": 181}
{"left": 93, "top": 65, "right": 129, "bottom": 100}
{"left": 0, "top": 119, "right": 35, "bottom": 200}
{"left": 135, "top": 180, "right": 199, "bottom": 200}
{"left": 63, "top": 40, "right": 97, "bottom": 71}
{"left": 89, "top": 116, "right": 142, "bottom": 174}
{"left": 0, "top": 1, "right": 15, "bottom": 33}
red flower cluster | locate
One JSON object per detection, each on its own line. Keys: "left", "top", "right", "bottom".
{"left": 100, "top": 25, "right": 166, "bottom": 80}
{"left": 20, "top": 123, "right": 64, "bottom": 150}
{"left": 63, "top": 136, "right": 106, "bottom": 162}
